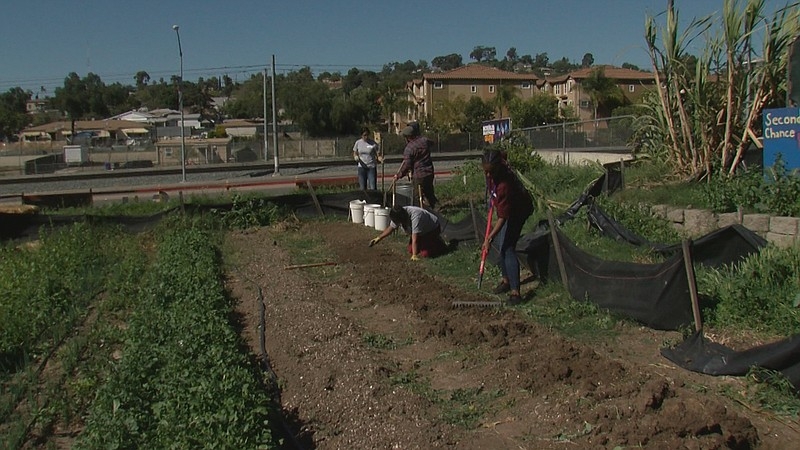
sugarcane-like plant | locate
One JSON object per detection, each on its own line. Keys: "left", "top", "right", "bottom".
{"left": 644, "top": 0, "right": 800, "bottom": 181}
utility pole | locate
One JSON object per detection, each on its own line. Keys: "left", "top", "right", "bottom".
{"left": 263, "top": 67, "right": 269, "bottom": 162}
{"left": 172, "top": 25, "right": 187, "bottom": 182}
{"left": 271, "top": 54, "right": 279, "bottom": 176}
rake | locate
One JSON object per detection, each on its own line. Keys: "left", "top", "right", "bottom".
{"left": 451, "top": 300, "right": 503, "bottom": 308}
{"left": 477, "top": 200, "right": 494, "bottom": 289}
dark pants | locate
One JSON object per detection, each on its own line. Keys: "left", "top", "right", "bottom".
{"left": 496, "top": 214, "right": 529, "bottom": 291}
{"left": 358, "top": 166, "right": 377, "bottom": 190}
{"left": 412, "top": 174, "right": 437, "bottom": 208}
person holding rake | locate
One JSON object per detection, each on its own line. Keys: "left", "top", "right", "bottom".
{"left": 481, "top": 149, "right": 533, "bottom": 305}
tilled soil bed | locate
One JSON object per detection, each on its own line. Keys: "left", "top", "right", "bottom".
{"left": 225, "top": 221, "right": 799, "bottom": 449}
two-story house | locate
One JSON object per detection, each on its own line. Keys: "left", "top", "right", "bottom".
{"left": 402, "top": 65, "right": 541, "bottom": 128}
{"left": 546, "top": 66, "right": 656, "bottom": 122}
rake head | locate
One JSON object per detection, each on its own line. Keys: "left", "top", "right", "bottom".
{"left": 451, "top": 301, "right": 503, "bottom": 308}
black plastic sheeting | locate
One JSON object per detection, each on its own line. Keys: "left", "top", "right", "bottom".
{"left": 587, "top": 202, "right": 768, "bottom": 268}
{"left": 662, "top": 331, "right": 800, "bottom": 390}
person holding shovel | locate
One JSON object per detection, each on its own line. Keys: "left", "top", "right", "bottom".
{"left": 369, "top": 205, "right": 447, "bottom": 259}
{"left": 394, "top": 122, "right": 437, "bottom": 209}
{"left": 353, "top": 127, "right": 381, "bottom": 190}
{"left": 481, "top": 149, "right": 533, "bottom": 305}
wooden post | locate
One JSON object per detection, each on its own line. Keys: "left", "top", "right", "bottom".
{"left": 469, "top": 199, "right": 481, "bottom": 241}
{"left": 620, "top": 158, "right": 625, "bottom": 190}
{"left": 284, "top": 262, "right": 337, "bottom": 270}
{"left": 305, "top": 180, "right": 324, "bottom": 216}
{"left": 546, "top": 209, "right": 569, "bottom": 287}
{"left": 682, "top": 240, "right": 703, "bottom": 332}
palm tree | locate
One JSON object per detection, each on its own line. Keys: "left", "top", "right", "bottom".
{"left": 493, "top": 84, "right": 518, "bottom": 117}
{"left": 379, "top": 83, "right": 413, "bottom": 134}
{"left": 581, "top": 67, "right": 623, "bottom": 121}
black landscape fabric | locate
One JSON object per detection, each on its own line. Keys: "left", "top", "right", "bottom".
{"left": 587, "top": 202, "right": 767, "bottom": 268}
{"left": 662, "top": 331, "right": 800, "bottom": 390}
{"left": 525, "top": 227, "right": 695, "bottom": 330}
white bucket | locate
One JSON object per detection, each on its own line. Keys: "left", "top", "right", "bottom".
{"left": 374, "top": 207, "right": 391, "bottom": 231}
{"left": 395, "top": 183, "right": 413, "bottom": 206}
{"left": 364, "top": 203, "right": 381, "bottom": 227}
{"left": 350, "top": 200, "right": 365, "bottom": 224}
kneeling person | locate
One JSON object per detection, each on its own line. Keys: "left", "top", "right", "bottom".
{"left": 369, "top": 206, "right": 447, "bottom": 260}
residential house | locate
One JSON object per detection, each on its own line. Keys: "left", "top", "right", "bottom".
{"left": 110, "top": 108, "right": 210, "bottom": 139}
{"left": 26, "top": 98, "right": 48, "bottom": 114}
{"left": 546, "top": 66, "right": 657, "bottom": 122}
{"left": 403, "top": 65, "right": 541, "bottom": 128}
{"left": 20, "top": 120, "right": 152, "bottom": 145}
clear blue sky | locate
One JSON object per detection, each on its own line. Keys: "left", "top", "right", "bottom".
{"left": 0, "top": 0, "right": 790, "bottom": 94}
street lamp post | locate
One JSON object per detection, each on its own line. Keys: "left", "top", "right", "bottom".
{"left": 172, "top": 25, "right": 187, "bottom": 182}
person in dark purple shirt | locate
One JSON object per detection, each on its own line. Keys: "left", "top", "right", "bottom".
{"left": 393, "top": 122, "right": 437, "bottom": 209}
{"left": 481, "top": 149, "right": 534, "bottom": 305}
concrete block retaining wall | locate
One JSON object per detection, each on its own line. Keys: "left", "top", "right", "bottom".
{"left": 652, "top": 205, "right": 800, "bottom": 248}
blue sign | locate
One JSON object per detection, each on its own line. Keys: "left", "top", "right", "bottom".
{"left": 481, "top": 118, "right": 511, "bottom": 144}
{"left": 763, "top": 107, "right": 800, "bottom": 170}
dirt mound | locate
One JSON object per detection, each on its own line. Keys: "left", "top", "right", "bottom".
{"left": 226, "top": 221, "right": 796, "bottom": 449}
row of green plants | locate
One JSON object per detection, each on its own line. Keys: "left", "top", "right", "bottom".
{"left": 0, "top": 223, "right": 121, "bottom": 369}
{"left": 1, "top": 223, "right": 147, "bottom": 448}
{"left": 76, "top": 218, "right": 276, "bottom": 449}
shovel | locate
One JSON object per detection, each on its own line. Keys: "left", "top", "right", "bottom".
{"left": 383, "top": 177, "right": 397, "bottom": 208}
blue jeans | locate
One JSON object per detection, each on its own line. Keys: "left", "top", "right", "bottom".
{"left": 496, "top": 215, "right": 527, "bottom": 291}
{"left": 358, "top": 166, "right": 377, "bottom": 190}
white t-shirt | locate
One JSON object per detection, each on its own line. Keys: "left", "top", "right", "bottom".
{"left": 390, "top": 206, "right": 439, "bottom": 235}
{"left": 353, "top": 138, "right": 379, "bottom": 168}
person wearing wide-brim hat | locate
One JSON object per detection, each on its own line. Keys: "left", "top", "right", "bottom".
{"left": 393, "top": 122, "right": 437, "bottom": 209}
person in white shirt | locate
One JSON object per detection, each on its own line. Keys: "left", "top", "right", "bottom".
{"left": 352, "top": 127, "right": 381, "bottom": 190}
{"left": 368, "top": 206, "right": 448, "bottom": 259}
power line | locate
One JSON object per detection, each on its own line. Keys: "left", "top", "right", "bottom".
{"left": 0, "top": 62, "right": 388, "bottom": 91}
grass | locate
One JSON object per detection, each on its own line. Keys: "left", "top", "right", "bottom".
{"left": 362, "top": 333, "right": 413, "bottom": 350}
{"left": 388, "top": 370, "right": 505, "bottom": 429}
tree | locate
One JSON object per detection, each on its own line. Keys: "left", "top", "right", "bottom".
{"left": 533, "top": 52, "right": 549, "bottom": 68}
{"left": 581, "top": 67, "right": 624, "bottom": 121}
{"left": 508, "top": 92, "right": 560, "bottom": 128}
{"left": 463, "top": 96, "right": 494, "bottom": 132}
{"left": 223, "top": 72, "right": 271, "bottom": 119}
{"left": 581, "top": 53, "right": 595, "bottom": 68}
{"left": 621, "top": 62, "right": 641, "bottom": 71}
{"left": 279, "top": 68, "right": 334, "bottom": 136}
{"left": 470, "top": 46, "right": 497, "bottom": 63}
{"left": 84, "top": 72, "right": 110, "bottom": 118}
{"left": 431, "top": 53, "right": 463, "bottom": 71}
{"left": 53, "top": 72, "right": 89, "bottom": 136}
{"left": 505, "top": 47, "right": 518, "bottom": 62}
{"left": 428, "top": 96, "right": 467, "bottom": 134}
{"left": 105, "top": 82, "right": 137, "bottom": 115}
{"left": 551, "top": 57, "right": 575, "bottom": 74}
{"left": 492, "top": 84, "right": 518, "bottom": 117}
{"left": 0, "top": 87, "right": 30, "bottom": 139}
{"left": 135, "top": 71, "right": 150, "bottom": 90}
{"left": 378, "top": 82, "right": 412, "bottom": 133}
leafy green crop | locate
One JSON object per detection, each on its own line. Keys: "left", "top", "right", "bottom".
{"left": 76, "top": 221, "right": 275, "bottom": 449}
